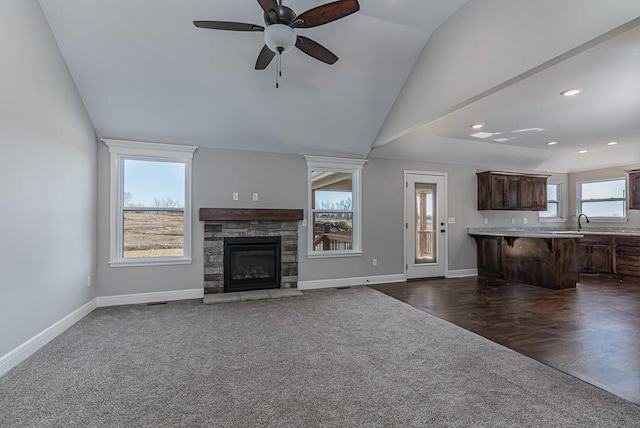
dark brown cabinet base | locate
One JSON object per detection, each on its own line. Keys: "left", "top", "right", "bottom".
{"left": 472, "top": 235, "right": 580, "bottom": 290}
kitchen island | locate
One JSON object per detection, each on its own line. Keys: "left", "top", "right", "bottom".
{"left": 468, "top": 228, "right": 583, "bottom": 290}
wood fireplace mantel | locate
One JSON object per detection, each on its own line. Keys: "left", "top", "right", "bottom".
{"left": 199, "top": 208, "right": 303, "bottom": 222}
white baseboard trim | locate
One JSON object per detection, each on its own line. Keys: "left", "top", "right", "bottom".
{"left": 298, "top": 273, "right": 406, "bottom": 290}
{"left": 96, "top": 288, "right": 204, "bottom": 307}
{"left": 0, "top": 298, "right": 97, "bottom": 378}
{"left": 446, "top": 269, "right": 478, "bottom": 278}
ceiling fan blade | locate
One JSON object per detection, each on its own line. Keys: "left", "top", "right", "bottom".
{"left": 257, "top": 0, "right": 278, "bottom": 14}
{"left": 295, "top": 0, "right": 359, "bottom": 28}
{"left": 194, "top": 21, "right": 264, "bottom": 32}
{"left": 255, "top": 45, "right": 276, "bottom": 70}
{"left": 295, "top": 36, "right": 338, "bottom": 65}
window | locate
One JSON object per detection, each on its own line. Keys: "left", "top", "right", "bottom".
{"left": 104, "top": 139, "right": 197, "bottom": 266}
{"left": 305, "top": 156, "right": 366, "bottom": 257}
{"left": 539, "top": 183, "right": 560, "bottom": 219}
{"left": 578, "top": 178, "right": 626, "bottom": 220}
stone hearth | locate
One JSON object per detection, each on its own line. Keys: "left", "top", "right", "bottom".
{"left": 202, "top": 209, "right": 302, "bottom": 294}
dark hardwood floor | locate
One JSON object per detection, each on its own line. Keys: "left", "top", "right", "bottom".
{"left": 370, "top": 276, "right": 640, "bottom": 405}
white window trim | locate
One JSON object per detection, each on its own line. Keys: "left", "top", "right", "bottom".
{"left": 103, "top": 139, "right": 198, "bottom": 267}
{"left": 539, "top": 182, "right": 566, "bottom": 223}
{"left": 305, "top": 155, "right": 366, "bottom": 258}
{"left": 577, "top": 177, "right": 628, "bottom": 222}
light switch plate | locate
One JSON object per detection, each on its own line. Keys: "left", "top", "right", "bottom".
{"left": 253, "top": 193, "right": 259, "bottom": 201}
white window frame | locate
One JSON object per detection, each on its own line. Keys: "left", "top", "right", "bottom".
{"left": 305, "top": 155, "right": 366, "bottom": 258}
{"left": 577, "top": 177, "right": 627, "bottom": 222}
{"left": 103, "top": 139, "right": 197, "bottom": 267}
{"left": 539, "top": 182, "right": 565, "bottom": 222}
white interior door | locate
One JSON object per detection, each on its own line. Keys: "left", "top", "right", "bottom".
{"left": 405, "top": 173, "right": 446, "bottom": 279}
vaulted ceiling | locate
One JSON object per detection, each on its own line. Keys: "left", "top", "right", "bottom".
{"left": 39, "top": 0, "right": 640, "bottom": 173}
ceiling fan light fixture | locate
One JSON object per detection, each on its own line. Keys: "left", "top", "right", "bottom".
{"left": 264, "top": 24, "right": 296, "bottom": 53}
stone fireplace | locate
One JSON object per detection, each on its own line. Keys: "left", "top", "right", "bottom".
{"left": 200, "top": 208, "right": 303, "bottom": 294}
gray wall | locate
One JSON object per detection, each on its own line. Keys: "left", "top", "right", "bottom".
{"left": 0, "top": 1, "right": 97, "bottom": 357}
{"left": 97, "top": 142, "right": 571, "bottom": 295}
{"left": 568, "top": 163, "right": 640, "bottom": 228}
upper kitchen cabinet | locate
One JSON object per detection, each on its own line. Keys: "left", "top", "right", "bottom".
{"left": 477, "top": 171, "right": 549, "bottom": 211}
{"left": 626, "top": 169, "right": 640, "bottom": 210}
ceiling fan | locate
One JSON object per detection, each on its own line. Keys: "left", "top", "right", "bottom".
{"left": 194, "top": 0, "right": 360, "bottom": 72}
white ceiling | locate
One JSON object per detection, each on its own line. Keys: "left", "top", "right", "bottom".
{"left": 38, "top": 0, "right": 466, "bottom": 158}
{"left": 372, "top": 18, "right": 640, "bottom": 173}
{"left": 38, "top": 1, "right": 640, "bottom": 173}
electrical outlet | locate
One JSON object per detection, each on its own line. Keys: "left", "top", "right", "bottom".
{"left": 523, "top": 218, "right": 528, "bottom": 225}
{"left": 86, "top": 276, "right": 91, "bottom": 287}
{"left": 232, "top": 192, "right": 239, "bottom": 201}
{"left": 372, "top": 258, "right": 378, "bottom": 266}
{"left": 253, "top": 193, "right": 259, "bottom": 201}
{"left": 301, "top": 219, "right": 307, "bottom": 227}
{"left": 484, "top": 218, "right": 488, "bottom": 225}
{"left": 511, "top": 218, "right": 515, "bottom": 225}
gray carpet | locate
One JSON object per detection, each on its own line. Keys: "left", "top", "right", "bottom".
{"left": 1, "top": 286, "right": 638, "bottom": 427}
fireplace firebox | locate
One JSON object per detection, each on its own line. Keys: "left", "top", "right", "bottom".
{"left": 224, "top": 236, "right": 281, "bottom": 292}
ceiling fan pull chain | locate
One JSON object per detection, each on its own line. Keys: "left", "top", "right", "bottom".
{"left": 276, "top": 52, "right": 279, "bottom": 88}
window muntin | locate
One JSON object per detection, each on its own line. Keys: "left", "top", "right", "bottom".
{"left": 539, "top": 183, "right": 560, "bottom": 218}
{"left": 104, "top": 139, "right": 196, "bottom": 267}
{"left": 305, "top": 156, "right": 365, "bottom": 257}
{"left": 578, "top": 178, "right": 626, "bottom": 219}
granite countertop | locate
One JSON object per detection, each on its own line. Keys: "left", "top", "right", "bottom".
{"left": 467, "top": 228, "right": 583, "bottom": 238}
{"left": 468, "top": 227, "right": 640, "bottom": 238}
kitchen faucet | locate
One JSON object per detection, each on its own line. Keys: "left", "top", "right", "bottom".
{"left": 578, "top": 213, "right": 590, "bottom": 230}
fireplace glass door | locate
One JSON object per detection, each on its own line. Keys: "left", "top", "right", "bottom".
{"left": 224, "top": 237, "right": 281, "bottom": 292}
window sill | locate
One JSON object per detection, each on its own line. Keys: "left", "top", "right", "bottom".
{"left": 539, "top": 217, "right": 567, "bottom": 223}
{"left": 307, "top": 251, "right": 363, "bottom": 259}
{"left": 585, "top": 217, "right": 628, "bottom": 223}
{"left": 109, "top": 257, "right": 192, "bottom": 268}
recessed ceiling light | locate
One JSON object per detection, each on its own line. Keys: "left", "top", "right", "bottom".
{"left": 578, "top": 149, "right": 588, "bottom": 154}
{"left": 607, "top": 141, "right": 619, "bottom": 145}
{"left": 470, "top": 123, "right": 484, "bottom": 129}
{"left": 470, "top": 131, "right": 494, "bottom": 139}
{"left": 561, "top": 88, "right": 582, "bottom": 97}
{"left": 547, "top": 141, "right": 558, "bottom": 146}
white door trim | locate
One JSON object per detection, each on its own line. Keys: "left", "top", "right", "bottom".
{"left": 404, "top": 170, "right": 448, "bottom": 279}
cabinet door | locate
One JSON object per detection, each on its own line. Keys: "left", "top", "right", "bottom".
{"left": 532, "top": 178, "right": 547, "bottom": 211}
{"left": 520, "top": 178, "right": 535, "bottom": 209}
{"left": 477, "top": 236, "right": 501, "bottom": 277}
{"left": 578, "top": 243, "right": 590, "bottom": 273}
{"left": 629, "top": 172, "right": 640, "bottom": 210}
{"left": 490, "top": 175, "right": 507, "bottom": 209}
{"left": 615, "top": 245, "right": 640, "bottom": 276}
{"left": 590, "top": 244, "right": 612, "bottom": 273}
{"left": 506, "top": 176, "right": 520, "bottom": 209}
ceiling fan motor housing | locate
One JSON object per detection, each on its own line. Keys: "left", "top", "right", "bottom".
{"left": 265, "top": 6, "right": 297, "bottom": 26}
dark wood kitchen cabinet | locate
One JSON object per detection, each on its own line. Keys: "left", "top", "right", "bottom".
{"left": 520, "top": 177, "right": 547, "bottom": 210}
{"left": 626, "top": 169, "right": 640, "bottom": 210}
{"left": 477, "top": 171, "right": 549, "bottom": 211}
{"left": 614, "top": 236, "right": 640, "bottom": 277}
{"left": 579, "top": 235, "right": 612, "bottom": 274}
{"left": 471, "top": 234, "right": 579, "bottom": 289}
{"left": 474, "top": 235, "right": 502, "bottom": 277}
